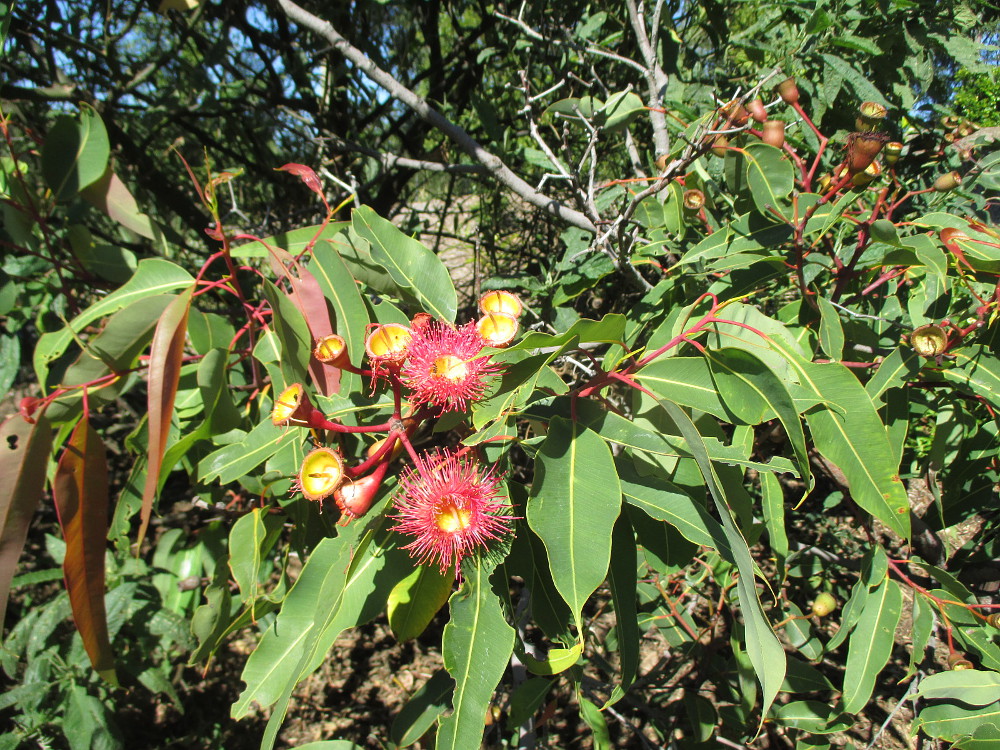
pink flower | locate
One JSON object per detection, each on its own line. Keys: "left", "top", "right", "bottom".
{"left": 392, "top": 449, "right": 513, "bottom": 574}
{"left": 401, "top": 321, "right": 499, "bottom": 413}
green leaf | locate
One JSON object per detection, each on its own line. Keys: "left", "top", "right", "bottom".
{"left": 865, "top": 346, "right": 921, "bottom": 400}
{"left": 262, "top": 279, "right": 312, "bottom": 385}
{"left": 607, "top": 515, "right": 639, "bottom": 699}
{"left": 228, "top": 509, "right": 283, "bottom": 605}
{"left": 598, "top": 91, "right": 645, "bottom": 132}
{"left": 743, "top": 142, "right": 793, "bottom": 219}
{"left": 307, "top": 239, "right": 370, "bottom": 374}
{"left": 705, "top": 347, "right": 810, "bottom": 482}
{"left": 761, "top": 472, "right": 788, "bottom": 558}
{"left": 390, "top": 670, "right": 453, "bottom": 747}
{"left": 815, "top": 297, "right": 844, "bottom": 361}
{"left": 578, "top": 695, "right": 612, "bottom": 749}
{"left": 387, "top": 564, "right": 454, "bottom": 642}
{"left": 352, "top": 206, "right": 457, "bottom": 321}
{"left": 41, "top": 106, "right": 110, "bottom": 200}
{"left": 915, "top": 671, "right": 1000, "bottom": 705}
{"left": 199, "top": 421, "right": 301, "bottom": 485}
{"left": 771, "top": 700, "right": 850, "bottom": 733}
{"left": 616, "top": 458, "right": 729, "bottom": 553}
{"left": 916, "top": 699, "right": 1000, "bottom": 741}
{"left": 792, "top": 360, "right": 909, "bottom": 538}
{"left": 651, "top": 399, "right": 785, "bottom": 721}
{"left": 436, "top": 562, "right": 515, "bottom": 750}
{"left": 509, "top": 314, "right": 626, "bottom": 352}
{"left": 943, "top": 346, "right": 1000, "bottom": 410}
{"left": 636, "top": 357, "right": 733, "bottom": 421}
{"left": 527, "top": 417, "right": 622, "bottom": 629}
{"left": 33, "top": 259, "right": 194, "bottom": 387}
{"left": 508, "top": 677, "right": 554, "bottom": 727}
{"left": 841, "top": 577, "right": 903, "bottom": 714}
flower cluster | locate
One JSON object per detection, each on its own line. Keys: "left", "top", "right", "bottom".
{"left": 278, "top": 292, "right": 523, "bottom": 566}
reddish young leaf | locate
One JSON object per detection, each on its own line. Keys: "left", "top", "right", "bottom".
{"left": 137, "top": 286, "right": 194, "bottom": 548}
{"left": 276, "top": 163, "right": 324, "bottom": 199}
{"left": 80, "top": 165, "right": 158, "bottom": 240}
{"left": 263, "top": 244, "right": 340, "bottom": 395}
{"left": 52, "top": 417, "right": 117, "bottom": 684}
{"left": 0, "top": 415, "right": 53, "bottom": 632}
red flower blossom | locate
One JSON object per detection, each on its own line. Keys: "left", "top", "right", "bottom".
{"left": 401, "top": 320, "right": 499, "bottom": 412}
{"left": 392, "top": 449, "right": 513, "bottom": 574}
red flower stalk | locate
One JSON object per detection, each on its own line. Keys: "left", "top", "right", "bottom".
{"left": 392, "top": 449, "right": 513, "bottom": 574}
{"left": 402, "top": 321, "right": 500, "bottom": 413}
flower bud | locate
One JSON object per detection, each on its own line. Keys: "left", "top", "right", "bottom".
{"left": 884, "top": 141, "right": 903, "bottom": 166}
{"left": 987, "top": 612, "right": 1000, "bottom": 628}
{"left": 314, "top": 334, "right": 350, "bottom": 368}
{"left": 272, "top": 382, "right": 312, "bottom": 426}
{"left": 910, "top": 324, "right": 948, "bottom": 357}
{"left": 811, "top": 593, "right": 838, "bottom": 618}
{"left": 933, "top": 171, "right": 962, "bottom": 192}
{"left": 410, "top": 312, "right": 434, "bottom": 332}
{"left": 710, "top": 135, "right": 729, "bottom": 157}
{"left": 776, "top": 77, "right": 799, "bottom": 105}
{"left": 365, "top": 323, "right": 412, "bottom": 365}
{"left": 298, "top": 447, "right": 345, "bottom": 502}
{"left": 761, "top": 120, "right": 785, "bottom": 149}
{"left": 846, "top": 132, "right": 889, "bottom": 174}
{"left": 476, "top": 312, "right": 519, "bottom": 348}
{"left": 479, "top": 290, "right": 523, "bottom": 318}
{"left": 720, "top": 99, "right": 749, "bottom": 126}
{"left": 334, "top": 469, "right": 385, "bottom": 520}
{"left": 367, "top": 435, "right": 404, "bottom": 463}
{"left": 748, "top": 98, "right": 767, "bottom": 123}
{"left": 855, "top": 101, "right": 887, "bottom": 132}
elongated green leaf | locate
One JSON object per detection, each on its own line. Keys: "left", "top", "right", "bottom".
{"left": 436, "top": 562, "right": 515, "bottom": 750}
{"left": 34, "top": 259, "right": 193, "bottom": 386}
{"left": 261, "top": 279, "right": 311, "bottom": 385}
{"left": 0, "top": 415, "right": 53, "bottom": 631}
{"left": 761, "top": 472, "right": 788, "bottom": 558}
{"left": 915, "top": 671, "right": 1000, "bottom": 705}
{"left": 842, "top": 577, "right": 902, "bottom": 714}
{"left": 652, "top": 398, "right": 785, "bottom": 720}
{"left": 635, "top": 357, "right": 733, "bottom": 421}
{"left": 916, "top": 699, "right": 1000, "bottom": 741}
{"left": 41, "top": 106, "right": 109, "bottom": 200}
{"left": 233, "top": 512, "right": 383, "bottom": 717}
{"left": 388, "top": 564, "right": 454, "bottom": 642}
{"left": 802, "top": 363, "right": 908, "bottom": 537}
{"left": 616, "top": 458, "right": 728, "bottom": 553}
{"left": 705, "top": 347, "right": 810, "bottom": 482}
{"left": 816, "top": 296, "right": 844, "bottom": 361}
{"left": 772, "top": 701, "right": 850, "bottom": 733}
{"left": 606, "top": 515, "right": 639, "bottom": 701}
{"left": 578, "top": 694, "right": 612, "bottom": 749}
{"left": 743, "top": 142, "right": 793, "bottom": 219}
{"left": 138, "top": 287, "right": 193, "bottom": 548}
{"left": 52, "top": 418, "right": 116, "bottom": 684}
{"left": 390, "top": 669, "right": 454, "bottom": 747}
{"left": 352, "top": 206, "right": 457, "bottom": 321}
{"left": 308, "top": 239, "right": 370, "bottom": 385}
{"left": 231, "top": 221, "right": 350, "bottom": 258}
{"left": 528, "top": 418, "right": 622, "bottom": 629}
{"left": 510, "top": 314, "right": 626, "bottom": 352}
{"left": 228, "top": 509, "right": 283, "bottom": 605}
{"left": 943, "top": 346, "right": 1000, "bottom": 410}
{"left": 866, "top": 346, "right": 921, "bottom": 400}
{"left": 507, "top": 517, "right": 573, "bottom": 643}
{"left": 199, "top": 421, "right": 300, "bottom": 484}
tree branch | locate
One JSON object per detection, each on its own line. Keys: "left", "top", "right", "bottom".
{"left": 276, "top": 0, "right": 598, "bottom": 234}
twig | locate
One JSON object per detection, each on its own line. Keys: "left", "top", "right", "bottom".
{"left": 278, "top": 0, "right": 598, "bottom": 233}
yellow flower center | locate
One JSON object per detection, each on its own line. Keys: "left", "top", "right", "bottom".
{"left": 432, "top": 355, "right": 468, "bottom": 382}
{"left": 299, "top": 448, "right": 344, "bottom": 500}
{"left": 435, "top": 497, "right": 472, "bottom": 533}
